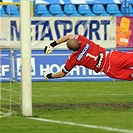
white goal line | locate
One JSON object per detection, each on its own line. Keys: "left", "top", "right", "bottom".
{"left": 29, "top": 117, "right": 133, "bottom": 133}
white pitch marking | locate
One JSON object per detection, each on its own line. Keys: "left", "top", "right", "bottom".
{"left": 87, "top": 94, "right": 131, "bottom": 96}
{"left": 29, "top": 117, "right": 133, "bottom": 133}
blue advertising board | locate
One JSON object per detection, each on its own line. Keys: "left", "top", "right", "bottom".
{"left": 0, "top": 50, "right": 12, "bottom": 82}
{"left": 0, "top": 50, "right": 113, "bottom": 82}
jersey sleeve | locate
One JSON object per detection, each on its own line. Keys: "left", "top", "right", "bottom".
{"left": 62, "top": 57, "right": 75, "bottom": 74}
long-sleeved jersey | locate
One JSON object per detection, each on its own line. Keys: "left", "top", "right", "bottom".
{"left": 62, "top": 34, "right": 106, "bottom": 74}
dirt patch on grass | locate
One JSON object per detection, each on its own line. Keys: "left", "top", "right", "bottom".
{"left": 33, "top": 103, "right": 133, "bottom": 110}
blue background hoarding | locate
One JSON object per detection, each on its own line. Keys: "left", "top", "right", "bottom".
{"left": 0, "top": 50, "right": 113, "bottom": 82}
{"left": 0, "top": 51, "right": 12, "bottom": 82}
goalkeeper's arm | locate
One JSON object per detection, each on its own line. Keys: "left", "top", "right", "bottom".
{"left": 56, "top": 34, "right": 75, "bottom": 45}
{"left": 44, "top": 71, "right": 66, "bottom": 80}
{"left": 44, "top": 34, "right": 75, "bottom": 54}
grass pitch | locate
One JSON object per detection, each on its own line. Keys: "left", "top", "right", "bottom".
{"left": 0, "top": 81, "right": 133, "bottom": 133}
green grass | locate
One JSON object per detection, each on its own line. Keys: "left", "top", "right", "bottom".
{"left": 0, "top": 81, "right": 133, "bottom": 133}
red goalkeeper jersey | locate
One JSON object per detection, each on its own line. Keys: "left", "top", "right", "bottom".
{"left": 62, "top": 35, "right": 106, "bottom": 74}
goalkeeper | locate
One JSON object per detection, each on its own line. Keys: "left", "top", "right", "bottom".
{"left": 44, "top": 34, "right": 133, "bottom": 81}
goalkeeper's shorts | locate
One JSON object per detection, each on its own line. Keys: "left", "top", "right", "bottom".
{"left": 103, "top": 50, "right": 133, "bottom": 81}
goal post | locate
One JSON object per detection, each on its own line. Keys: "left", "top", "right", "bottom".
{"left": 0, "top": 0, "right": 32, "bottom": 117}
{"left": 20, "top": 0, "right": 32, "bottom": 116}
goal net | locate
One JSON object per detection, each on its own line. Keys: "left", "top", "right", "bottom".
{"left": 0, "top": 50, "right": 21, "bottom": 117}
{"left": 0, "top": 1, "right": 32, "bottom": 117}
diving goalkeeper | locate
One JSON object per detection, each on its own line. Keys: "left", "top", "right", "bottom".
{"left": 44, "top": 34, "right": 133, "bottom": 81}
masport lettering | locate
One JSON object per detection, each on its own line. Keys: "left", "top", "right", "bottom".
{"left": 10, "top": 19, "right": 110, "bottom": 41}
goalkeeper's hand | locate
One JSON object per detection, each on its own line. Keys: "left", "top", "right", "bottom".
{"left": 44, "top": 45, "right": 54, "bottom": 54}
{"left": 44, "top": 41, "right": 58, "bottom": 54}
{"left": 44, "top": 71, "right": 53, "bottom": 80}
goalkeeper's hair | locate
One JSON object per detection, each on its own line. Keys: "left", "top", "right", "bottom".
{"left": 66, "top": 38, "right": 80, "bottom": 52}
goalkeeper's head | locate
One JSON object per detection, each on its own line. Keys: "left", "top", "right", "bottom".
{"left": 66, "top": 38, "right": 80, "bottom": 52}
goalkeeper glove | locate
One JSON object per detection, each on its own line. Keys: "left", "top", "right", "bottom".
{"left": 44, "top": 41, "right": 58, "bottom": 54}
{"left": 44, "top": 72, "right": 53, "bottom": 80}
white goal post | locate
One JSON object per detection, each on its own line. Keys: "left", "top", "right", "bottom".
{"left": 20, "top": 0, "right": 32, "bottom": 116}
